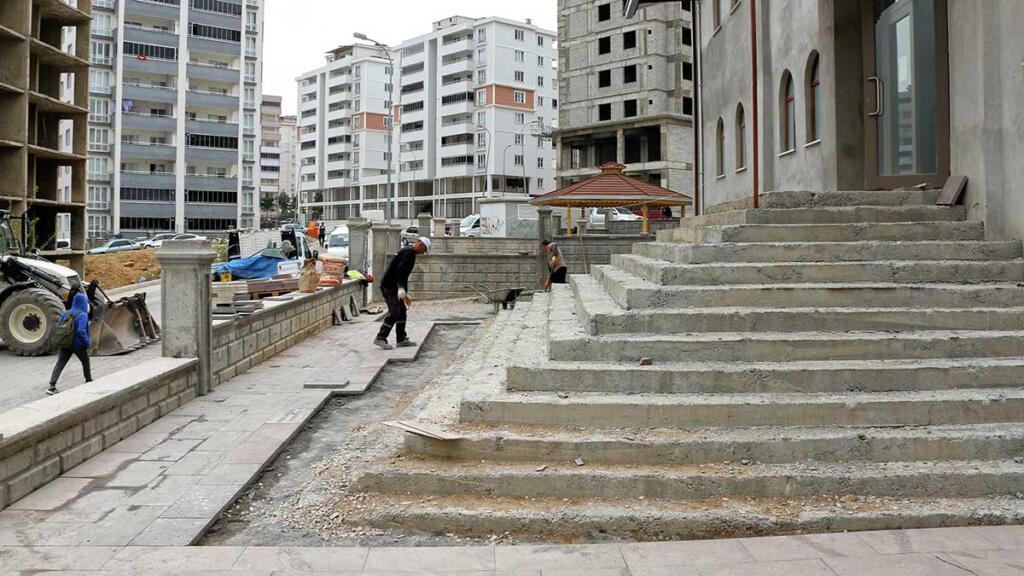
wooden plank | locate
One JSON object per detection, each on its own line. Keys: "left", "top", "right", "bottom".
{"left": 381, "top": 420, "right": 462, "bottom": 441}
{"left": 936, "top": 175, "right": 968, "bottom": 206}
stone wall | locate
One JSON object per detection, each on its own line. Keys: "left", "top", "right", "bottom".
{"left": 408, "top": 254, "right": 539, "bottom": 300}
{"left": 0, "top": 358, "right": 198, "bottom": 510}
{"left": 430, "top": 237, "right": 537, "bottom": 256}
{"left": 211, "top": 280, "right": 366, "bottom": 386}
{"left": 606, "top": 220, "right": 681, "bottom": 235}
{"left": 553, "top": 234, "right": 653, "bottom": 275}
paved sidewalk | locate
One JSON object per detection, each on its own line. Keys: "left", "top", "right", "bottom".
{"left": 0, "top": 306, "right": 470, "bottom": 549}
{"left": 0, "top": 525, "right": 1021, "bottom": 574}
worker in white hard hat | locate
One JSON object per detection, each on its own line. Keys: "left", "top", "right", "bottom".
{"left": 373, "top": 237, "right": 431, "bottom": 350}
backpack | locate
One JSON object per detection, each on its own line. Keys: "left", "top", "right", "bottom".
{"left": 52, "top": 311, "right": 80, "bottom": 350}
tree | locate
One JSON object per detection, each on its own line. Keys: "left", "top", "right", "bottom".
{"left": 259, "top": 195, "right": 276, "bottom": 213}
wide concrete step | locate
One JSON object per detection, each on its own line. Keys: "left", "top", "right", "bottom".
{"left": 572, "top": 273, "right": 1024, "bottom": 334}
{"left": 357, "top": 494, "right": 1024, "bottom": 542}
{"left": 358, "top": 459, "right": 1024, "bottom": 501}
{"left": 404, "top": 423, "right": 1024, "bottom": 466}
{"left": 613, "top": 253, "right": 1024, "bottom": 286}
{"left": 706, "top": 189, "right": 942, "bottom": 212}
{"left": 461, "top": 388, "right": 1024, "bottom": 428}
{"left": 549, "top": 330, "right": 1024, "bottom": 363}
{"left": 594, "top": 265, "right": 1024, "bottom": 310}
{"left": 683, "top": 205, "right": 965, "bottom": 227}
{"left": 683, "top": 221, "right": 985, "bottom": 243}
{"left": 508, "top": 357, "right": 1024, "bottom": 395}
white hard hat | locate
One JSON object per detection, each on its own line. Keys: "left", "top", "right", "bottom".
{"left": 418, "top": 237, "right": 431, "bottom": 253}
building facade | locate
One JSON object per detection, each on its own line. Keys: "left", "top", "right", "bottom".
{"left": 555, "top": 0, "right": 694, "bottom": 195}
{"left": 1, "top": 0, "right": 90, "bottom": 271}
{"left": 686, "top": 0, "right": 1023, "bottom": 242}
{"left": 296, "top": 16, "right": 558, "bottom": 222}
{"left": 258, "top": 93, "right": 281, "bottom": 218}
{"left": 277, "top": 113, "right": 297, "bottom": 206}
{"left": 82, "top": 0, "right": 265, "bottom": 240}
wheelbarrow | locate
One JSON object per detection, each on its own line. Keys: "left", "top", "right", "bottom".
{"left": 468, "top": 285, "right": 526, "bottom": 314}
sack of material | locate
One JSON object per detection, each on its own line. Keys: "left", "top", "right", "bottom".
{"left": 298, "top": 259, "right": 320, "bottom": 293}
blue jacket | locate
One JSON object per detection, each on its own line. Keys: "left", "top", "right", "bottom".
{"left": 59, "top": 292, "right": 91, "bottom": 351}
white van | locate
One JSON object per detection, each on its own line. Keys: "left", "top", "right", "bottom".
{"left": 326, "top": 226, "right": 350, "bottom": 259}
{"left": 460, "top": 214, "right": 481, "bottom": 237}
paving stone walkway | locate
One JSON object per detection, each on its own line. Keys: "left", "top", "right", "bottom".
{"left": 0, "top": 525, "right": 1021, "bottom": 574}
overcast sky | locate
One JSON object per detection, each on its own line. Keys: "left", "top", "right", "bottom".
{"left": 263, "top": 0, "right": 558, "bottom": 115}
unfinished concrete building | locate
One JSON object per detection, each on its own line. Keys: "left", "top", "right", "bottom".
{"left": 0, "top": 0, "right": 90, "bottom": 272}
{"left": 555, "top": 0, "right": 693, "bottom": 193}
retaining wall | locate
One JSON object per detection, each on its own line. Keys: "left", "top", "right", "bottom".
{"left": 408, "top": 254, "right": 538, "bottom": 300}
{"left": 553, "top": 234, "right": 655, "bottom": 275}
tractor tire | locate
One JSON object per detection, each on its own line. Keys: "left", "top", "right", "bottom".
{"left": 0, "top": 287, "right": 64, "bottom": 356}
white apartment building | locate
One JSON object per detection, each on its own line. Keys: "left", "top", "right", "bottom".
{"left": 296, "top": 16, "right": 558, "bottom": 221}
{"left": 80, "top": 0, "right": 265, "bottom": 239}
{"left": 259, "top": 94, "right": 282, "bottom": 208}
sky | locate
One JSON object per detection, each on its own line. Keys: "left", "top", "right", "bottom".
{"left": 263, "top": 0, "right": 558, "bottom": 115}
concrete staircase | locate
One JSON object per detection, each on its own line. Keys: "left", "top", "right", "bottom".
{"left": 356, "top": 190, "right": 1024, "bottom": 541}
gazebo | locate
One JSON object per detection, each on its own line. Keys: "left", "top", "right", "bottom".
{"left": 530, "top": 162, "right": 693, "bottom": 235}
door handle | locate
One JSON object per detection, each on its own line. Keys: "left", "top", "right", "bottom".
{"left": 868, "top": 77, "right": 885, "bottom": 117}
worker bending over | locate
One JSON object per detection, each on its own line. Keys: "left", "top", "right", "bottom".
{"left": 374, "top": 237, "right": 431, "bottom": 350}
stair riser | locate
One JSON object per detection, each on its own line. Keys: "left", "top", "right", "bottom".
{"left": 461, "top": 397, "right": 1024, "bottom": 428}
{"left": 695, "top": 223, "right": 985, "bottom": 244}
{"left": 588, "top": 308, "right": 1024, "bottom": 335}
{"left": 684, "top": 206, "right": 965, "bottom": 227}
{"left": 404, "top": 434, "right": 1024, "bottom": 466}
{"left": 549, "top": 334, "right": 1024, "bottom": 363}
{"left": 358, "top": 469, "right": 1024, "bottom": 501}
{"left": 612, "top": 255, "right": 1024, "bottom": 286}
{"left": 706, "top": 190, "right": 942, "bottom": 213}
{"left": 507, "top": 363, "right": 1024, "bottom": 395}
{"left": 634, "top": 241, "right": 1024, "bottom": 265}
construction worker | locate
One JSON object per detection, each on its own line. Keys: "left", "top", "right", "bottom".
{"left": 48, "top": 291, "right": 92, "bottom": 395}
{"left": 542, "top": 240, "right": 568, "bottom": 290}
{"left": 374, "top": 237, "right": 431, "bottom": 350}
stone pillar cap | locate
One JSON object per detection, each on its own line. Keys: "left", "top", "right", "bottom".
{"left": 155, "top": 240, "right": 217, "bottom": 264}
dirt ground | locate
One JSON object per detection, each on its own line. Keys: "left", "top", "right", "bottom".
{"left": 201, "top": 323, "right": 495, "bottom": 548}
{"left": 84, "top": 250, "right": 161, "bottom": 289}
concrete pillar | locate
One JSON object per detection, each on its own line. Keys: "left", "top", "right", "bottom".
{"left": 432, "top": 218, "right": 446, "bottom": 238}
{"left": 537, "top": 206, "right": 553, "bottom": 287}
{"left": 417, "top": 213, "right": 432, "bottom": 236}
{"left": 616, "top": 128, "right": 626, "bottom": 164}
{"left": 347, "top": 217, "right": 370, "bottom": 272}
{"left": 370, "top": 223, "right": 390, "bottom": 301}
{"left": 451, "top": 224, "right": 461, "bottom": 238}
{"left": 386, "top": 224, "right": 402, "bottom": 254}
{"left": 156, "top": 240, "right": 216, "bottom": 396}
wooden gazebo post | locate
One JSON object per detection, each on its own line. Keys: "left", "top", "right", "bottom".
{"left": 642, "top": 205, "right": 650, "bottom": 235}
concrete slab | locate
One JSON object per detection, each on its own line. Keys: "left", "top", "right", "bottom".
{"left": 363, "top": 545, "right": 495, "bottom": 572}
{"left": 494, "top": 544, "right": 626, "bottom": 572}
{"left": 4, "top": 477, "right": 91, "bottom": 511}
{"left": 620, "top": 540, "right": 756, "bottom": 570}
{"left": 823, "top": 552, "right": 972, "bottom": 576}
{"left": 231, "top": 546, "right": 370, "bottom": 572}
{"left": 158, "top": 484, "right": 241, "bottom": 519}
{"left": 130, "top": 518, "right": 211, "bottom": 546}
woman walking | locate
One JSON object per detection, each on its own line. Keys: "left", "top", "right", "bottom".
{"left": 48, "top": 291, "right": 92, "bottom": 395}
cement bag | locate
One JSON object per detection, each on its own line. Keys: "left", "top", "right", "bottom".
{"left": 298, "top": 259, "right": 320, "bottom": 293}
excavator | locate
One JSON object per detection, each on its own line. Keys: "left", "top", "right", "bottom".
{"left": 0, "top": 210, "right": 160, "bottom": 357}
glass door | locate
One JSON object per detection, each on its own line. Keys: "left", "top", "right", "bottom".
{"left": 863, "top": 0, "right": 949, "bottom": 189}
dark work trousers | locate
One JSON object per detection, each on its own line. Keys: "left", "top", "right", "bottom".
{"left": 50, "top": 348, "right": 92, "bottom": 386}
{"left": 550, "top": 267, "right": 568, "bottom": 285}
{"left": 376, "top": 288, "right": 408, "bottom": 343}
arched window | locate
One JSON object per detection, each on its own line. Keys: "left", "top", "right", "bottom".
{"left": 806, "top": 51, "right": 821, "bottom": 142}
{"left": 713, "top": 0, "right": 722, "bottom": 29}
{"left": 716, "top": 117, "right": 725, "bottom": 177}
{"left": 780, "top": 71, "right": 796, "bottom": 152}
{"left": 735, "top": 103, "right": 746, "bottom": 170}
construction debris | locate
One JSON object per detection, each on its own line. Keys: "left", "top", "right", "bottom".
{"left": 382, "top": 421, "right": 461, "bottom": 441}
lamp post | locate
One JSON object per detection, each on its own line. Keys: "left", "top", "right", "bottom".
{"left": 354, "top": 32, "right": 395, "bottom": 223}
{"left": 502, "top": 143, "right": 514, "bottom": 194}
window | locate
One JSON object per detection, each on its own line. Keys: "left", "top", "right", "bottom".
{"left": 623, "top": 31, "right": 637, "bottom": 50}
{"left": 401, "top": 43, "right": 424, "bottom": 57}
{"left": 514, "top": 29, "right": 525, "bottom": 41}
{"left": 624, "top": 99, "right": 638, "bottom": 118}
{"left": 781, "top": 70, "right": 796, "bottom": 152}
{"left": 736, "top": 103, "right": 746, "bottom": 170}
{"left": 123, "top": 41, "right": 176, "bottom": 61}
{"left": 90, "top": 40, "right": 112, "bottom": 65}
{"left": 538, "top": 56, "right": 544, "bottom": 66}
{"left": 515, "top": 50, "right": 525, "bottom": 62}
{"left": 189, "top": 23, "right": 241, "bottom": 42}
{"left": 477, "top": 28, "right": 487, "bottom": 43}
{"left": 538, "top": 96, "right": 545, "bottom": 106}
{"left": 537, "top": 35, "right": 544, "bottom": 47}
{"left": 187, "top": 133, "right": 239, "bottom": 149}
{"left": 624, "top": 65, "right": 637, "bottom": 84}
{"left": 477, "top": 47, "right": 487, "bottom": 65}
{"left": 537, "top": 157, "right": 544, "bottom": 168}
{"left": 477, "top": 69, "right": 487, "bottom": 84}
{"left": 682, "top": 27, "right": 692, "bottom": 46}
{"left": 683, "top": 62, "right": 693, "bottom": 81}
{"left": 683, "top": 96, "right": 694, "bottom": 116}
{"left": 598, "top": 103, "right": 612, "bottom": 121}
{"left": 806, "top": 51, "right": 821, "bottom": 142}
{"left": 514, "top": 155, "right": 524, "bottom": 166}
{"left": 538, "top": 76, "right": 544, "bottom": 87}
{"left": 514, "top": 91, "right": 526, "bottom": 104}
{"left": 598, "top": 36, "right": 611, "bottom": 55}
{"left": 88, "top": 185, "right": 110, "bottom": 210}
{"left": 89, "top": 69, "right": 111, "bottom": 93}
{"left": 515, "top": 71, "right": 525, "bottom": 83}
{"left": 514, "top": 113, "right": 525, "bottom": 125}
{"left": 598, "top": 3, "right": 611, "bottom": 21}
{"left": 402, "top": 62, "right": 424, "bottom": 75}
{"left": 191, "top": 0, "right": 243, "bottom": 16}
{"left": 87, "top": 215, "right": 109, "bottom": 238}
{"left": 515, "top": 133, "right": 524, "bottom": 145}
{"left": 402, "top": 81, "right": 424, "bottom": 95}
{"left": 599, "top": 69, "right": 611, "bottom": 88}
{"left": 716, "top": 118, "right": 725, "bottom": 177}
{"left": 88, "top": 127, "right": 110, "bottom": 152}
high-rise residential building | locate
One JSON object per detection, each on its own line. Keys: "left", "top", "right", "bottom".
{"left": 0, "top": 0, "right": 90, "bottom": 271}
{"left": 555, "top": 0, "right": 694, "bottom": 193}
{"left": 82, "top": 0, "right": 265, "bottom": 240}
{"left": 277, "top": 114, "right": 297, "bottom": 206}
{"left": 296, "top": 16, "right": 558, "bottom": 222}
{"left": 259, "top": 93, "right": 281, "bottom": 219}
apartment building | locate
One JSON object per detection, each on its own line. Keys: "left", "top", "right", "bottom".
{"left": 82, "top": 0, "right": 265, "bottom": 240}
{"left": 0, "top": 0, "right": 90, "bottom": 271}
{"left": 296, "top": 16, "right": 558, "bottom": 222}
{"left": 555, "top": 0, "right": 693, "bottom": 194}
{"left": 258, "top": 93, "right": 280, "bottom": 213}
{"left": 277, "top": 113, "right": 296, "bottom": 204}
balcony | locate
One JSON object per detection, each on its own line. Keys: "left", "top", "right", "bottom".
{"left": 88, "top": 171, "right": 112, "bottom": 182}
{"left": 122, "top": 112, "right": 176, "bottom": 132}
{"left": 186, "top": 118, "right": 238, "bottom": 137}
{"left": 185, "top": 146, "right": 237, "bottom": 164}
{"left": 187, "top": 35, "right": 242, "bottom": 57}
{"left": 439, "top": 119, "right": 475, "bottom": 136}
{"left": 88, "top": 142, "right": 111, "bottom": 153}
{"left": 124, "top": 24, "right": 177, "bottom": 45}
{"left": 187, "top": 62, "right": 240, "bottom": 83}
{"left": 93, "top": 0, "right": 115, "bottom": 8}
{"left": 91, "top": 55, "right": 113, "bottom": 67}
{"left": 188, "top": 7, "right": 243, "bottom": 30}
{"left": 121, "top": 142, "right": 177, "bottom": 161}
{"left": 122, "top": 53, "right": 178, "bottom": 75}
{"left": 121, "top": 170, "right": 176, "bottom": 189}
{"left": 186, "top": 89, "right": 239, "bottom": 110}
{"left": 440, "top": 57, "right": 474, "bottom": 77}
{"left": 440, "top": 37, "right": 474, "bottom": 56}
{"left": 88, "top": 113, "right": 111, "bottom": 123}
{"left": 91, "top": 26, "right": 114, "bottom": 38}
{"left": 125, "top": 0, "right": 180, "bottom": 20}
{"left": 124, "top": 82, "right": 178, "bottom": 104}
{"left": 185, "top": 174, "right": 238, "bottom": 192}
{"left": 88, "top": 84, "right": 113, "bottom": 96}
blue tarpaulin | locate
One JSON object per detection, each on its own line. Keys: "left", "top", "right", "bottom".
{"left": 213, "top": 255, "right": 283, "bottom": 280}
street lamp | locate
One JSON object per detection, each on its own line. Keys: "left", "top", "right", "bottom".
{"left": 354, "top": 32, "right": 395, "bottom": 223}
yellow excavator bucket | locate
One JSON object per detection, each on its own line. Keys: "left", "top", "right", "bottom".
{"left": 89, "top": 293, "right": 161, "bottom": 356}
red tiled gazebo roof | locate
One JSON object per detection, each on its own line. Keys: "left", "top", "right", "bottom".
{"left": 531, "top": 163, "right": 692, "bottom": 207}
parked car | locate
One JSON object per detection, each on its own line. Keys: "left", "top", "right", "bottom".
{"left": 280, "top": 223, "right": 303, "bottom": 234}
{"left": 55, "top": 239, "right": 71, "bottom": 251}
{"left": 588, "top": 207, "right": 642, "bottom": 228}
{"left": 325, "top": 226, "right": 350, "bottom": 259}
{"left": 88, "top": 239, "right": 142, "bottom": 255}
{"left": 173, "top": 233, "right": 207, "bottom": 242}
{"left": 400, "top": 226, "right": 420, "bottom": 246}
{"left": 460, "top": 214, "right": 481, "bottom": 237}
{"left": 140, "top": 233, "right": 178, "bottom": 249}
